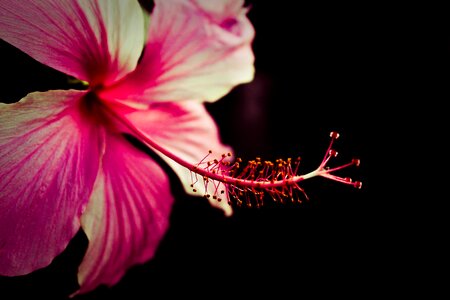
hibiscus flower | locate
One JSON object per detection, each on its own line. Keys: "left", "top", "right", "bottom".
{"left": 0, "top": 0, "right": 255, "bottom": 295}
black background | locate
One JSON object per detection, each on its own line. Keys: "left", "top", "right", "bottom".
{"left": 0, "top": 1, "right": 387, "bottom": 299}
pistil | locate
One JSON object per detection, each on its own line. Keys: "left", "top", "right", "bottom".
{"left": 103, "top": 103, "right": 362, "bottom": 207}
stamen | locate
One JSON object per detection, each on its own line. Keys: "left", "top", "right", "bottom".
{"left": 103, "top": 104, "right": 362, "bottom": 208}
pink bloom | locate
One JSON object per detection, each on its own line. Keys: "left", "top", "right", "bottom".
{"left": 0, "top": 0, "right": 254, "bottom": 295}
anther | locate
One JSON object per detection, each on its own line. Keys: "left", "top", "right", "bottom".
{"left": 180, "top": 132, "right": 362, "bottom": 208}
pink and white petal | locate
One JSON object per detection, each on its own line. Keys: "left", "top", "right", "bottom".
{"left": 0, "top": 0, "right": 144, "bottom": 86}
{"left": 75, "top": 132, "right": 174, "bottom": 295}
{"left": 99, "top": 0, "right": 255, "bottom": 105}
{"left": 126, "top": 101, "right": 233, "bottom": 216}
{"left": 0, "top": 90, "right": 103, "bottom": 276}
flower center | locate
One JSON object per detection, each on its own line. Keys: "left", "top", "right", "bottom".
{"left": 79, "top": 89, "right": 118, "bottom": 130}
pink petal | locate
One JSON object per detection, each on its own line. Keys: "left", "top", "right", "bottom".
{"left": 99, "top": 0, "right": 255, "bottom": 105}
{"left": 75, "top": 132, "right": 174, "bottom": 295}
{"left": 0, "top": 90, "right": 102, "bottom": 276}
{"left": 0, "top": 0, "right": 144, "bottom": 86}
{"left": 126, "top": 101, "right": 233, "bottom": 216}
